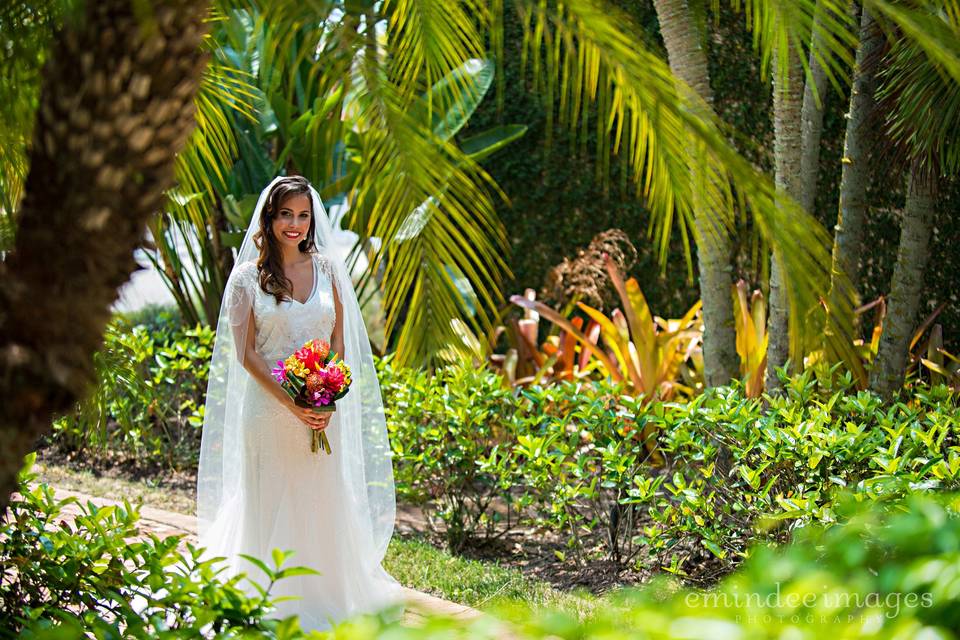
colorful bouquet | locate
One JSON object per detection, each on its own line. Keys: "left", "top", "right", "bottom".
{"left": 271, "top": 338, "right": 352, "bottom": 454}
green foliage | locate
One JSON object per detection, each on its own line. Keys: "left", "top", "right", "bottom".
{"left": 0, "top": 0, "right": 78, "bottom": 222}
{"left": 379, "top": 356, "right": 521, "bottom": 551}
{"left": 387, "top": 493, "right": 960, "bottom": 639}
{"left": 3, "top": 453, "right": 328, "bottom": 638}
{"left": 152, "top": 3, "right": 516, "bottom": 366}
{"left": 50, "top": 311, "right": 214, "bottom": 470}
{"left": 382, "top": 359, "right": 960, "bottom": 577}
{"left": 13, "top": 444, "right": 960, "bottom": 637}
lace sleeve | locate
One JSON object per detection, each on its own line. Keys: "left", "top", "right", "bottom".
{"left": 225, "top": 261, "right": 258, "bottom": 366}
{"left": 315, "top": 252, "right": 335, "bottom": 281}
{"left": 315, "top": 252, "right": 339, "bottom": 342}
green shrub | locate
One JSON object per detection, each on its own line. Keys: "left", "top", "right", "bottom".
{"left": 12, "top": 445, "right": 960, "bottom": 638}
{"left": 381, "top": 360, "right": 960, "bottom": 578}
{"left": 464, "top": 493, "right": 960, "bottom": 639}
{"left": 3, "top": 454, "right": 333, "bottom": 638}
{"left": 50, "top": 316, "right": 215, "bottom": 470}
{"left": 115, "top": 302, "right": 184, "bottom": 336}
{"left": 379, "top": 356, "right": 522, "bottom": 551}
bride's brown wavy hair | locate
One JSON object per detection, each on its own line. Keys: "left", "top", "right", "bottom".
{"left": 252, "top": 175, "right": 319, "bottom": 305}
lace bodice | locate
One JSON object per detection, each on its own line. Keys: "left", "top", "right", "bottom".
{"left": 227, "top": 253, "right": 337, "bottom": 364}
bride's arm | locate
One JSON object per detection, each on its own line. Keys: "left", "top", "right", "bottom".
{"left": 331, "top": 271, "right": 345, "bottom": 361}
{"left": 237, "top": 306, "right": 296, "bottom": 407}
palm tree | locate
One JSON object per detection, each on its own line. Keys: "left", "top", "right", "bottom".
{"left": 799, "top": 0, "right": 832, "bottom": 216}
{"left": 752, "top": 0, "right": 858, "bottom": 391}
{"left": 652, "top": 0, "right": 739, "bottom": 387}
{"left": 869, "top": 5, "right": 960, "bottom": 395}
{"left": 870, "top": 172, "right": 937, "bottom": 395}
{"left": 0, "top": 0, "right": 211, "bottom": 511}
{"left": 829, "top": 7, "right": 882, "bottom": 293}
{"left": 764, "top": 41, "right": 807, "bottom": 392}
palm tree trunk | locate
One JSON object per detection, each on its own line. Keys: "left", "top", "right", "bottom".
{"left": 653, "top": 0, "right": 739, "bottom": 387}
{"left": 799, "top": 2, "right": 829, "bottom": 215}
{"left": 870, "top": 172, "right": 937, "bottom": 397}
{"left": 765, "top": 45, "right": 805, "bottom": 392}
{"left": 830, "top": 7, "right": 881, "bottom": 289}
{"left": 0, "top": 0, "right": 210, "bottom": 511}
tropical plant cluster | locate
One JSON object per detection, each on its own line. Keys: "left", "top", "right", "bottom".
{"left": 380, "top": 357, "right": 960, "bottom": 578}
{"left": 479, "top": 252, "right": 955, "bottom": 400}
{"left": 45, "top": 308, "right": 960, "bottom": 581}
{"left": 470, "top": 3, "right": 960, "bottom": 354}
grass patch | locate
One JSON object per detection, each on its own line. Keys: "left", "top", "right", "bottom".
{"left": 384, "top": 536, "right": 600, "bottom": 617}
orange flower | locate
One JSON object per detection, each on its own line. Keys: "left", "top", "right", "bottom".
{"left": 306, "top": 372, "right": 324, "bottom": 393}
{"left": 312, "top": 339, "right": 330, "bottom": 361}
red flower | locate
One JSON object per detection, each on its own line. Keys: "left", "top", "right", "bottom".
{"left": 295, "top": 346, "right": 321, "bottom": 372}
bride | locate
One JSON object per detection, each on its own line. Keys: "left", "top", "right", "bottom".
{"left": 197, "top": 175, "right": 405, "bottom": 630}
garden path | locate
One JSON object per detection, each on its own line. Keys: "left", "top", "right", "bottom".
{"left": 40, "top": 485, "right": 490, "bottom": 629}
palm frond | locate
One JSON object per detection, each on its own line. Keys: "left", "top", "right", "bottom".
{"left": 869, "top": 0, "right": 960, "bottom": 84}
{"left": 718, "top": 0, "right": 858, "bottom": 94}
{"left": 384, "top": 0, "right": 490, "bottom": 110}
{"left": 875, "top": 5, "right": 960, "bottom": 180}
{"left": 0, "top": 1, "right": 74, "bottom": 239}
{"left": 150, "top": 11, "right": 260, "bottom": 324}
{"left": 346, "top": 79, "right": 510, "bottom": 366}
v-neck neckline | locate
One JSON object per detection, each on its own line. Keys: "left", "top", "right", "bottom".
{"left": 290, "top": 257, "right": 317, "bottom": 306}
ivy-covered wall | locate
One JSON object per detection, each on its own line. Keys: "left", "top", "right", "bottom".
{"left": 465, "top": 1, "right": 959, "bottom": 348}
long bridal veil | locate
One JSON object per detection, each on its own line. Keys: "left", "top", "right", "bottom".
{"left": 197, "top": 176, "right": 396, "bottom": 570}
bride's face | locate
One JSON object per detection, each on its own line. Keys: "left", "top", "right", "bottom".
{"left": 272, "top": 193, "right": 312, "bottom": 249}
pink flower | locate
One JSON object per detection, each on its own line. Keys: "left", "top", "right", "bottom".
{"left": 271, "top": 360, "right": 287, "bottom": 383}
{"left": 323, "top": 365, "right": 345, "bottom": 391}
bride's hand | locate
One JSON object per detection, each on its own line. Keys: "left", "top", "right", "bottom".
{"left": 286, "top": 400, "right": 334, "bottom": 430}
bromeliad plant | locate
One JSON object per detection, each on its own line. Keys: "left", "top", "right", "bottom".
{"left": 493, "top": 290, "right": 600, "bottom": 387}
{"left": 733, "top": 280, "right": 767, "bottom": 398}
{"left": 511, "top": 253, "right": 704, "bottom": 402}
{"left": 442, "top": 290, "right": 602, "bottom": 388}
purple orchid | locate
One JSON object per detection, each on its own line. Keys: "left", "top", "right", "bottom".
{"left": 311, "top": 389, "right": 334, "bottom": 406}
{"left": 271, "top": 360, "right": 287, "bottom": 383}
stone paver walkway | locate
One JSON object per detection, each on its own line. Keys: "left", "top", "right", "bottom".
{"left": 40, "top": 485, "right": 485, "bottom": 628}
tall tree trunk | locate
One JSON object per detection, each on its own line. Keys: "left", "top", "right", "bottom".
{"left": 0, "top": 0, "right": 209, "bottom": 511}
{"left": 653, "top": 0, "right": 739, "bottom": 387}
{"left": 830, "top": 7, "right": 881, "bottom": 289}
{"left": 870, "top": 172, "right": 937, "bottom": 397}
{"left": 799, "top": 2, "right": 829, "bottom": 215}
{"left": 765, "top": 45, "right": 806, "bottom": 392}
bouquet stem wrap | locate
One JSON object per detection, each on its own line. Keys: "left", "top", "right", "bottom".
{"left": 310, "top": 404, "right": 335, "bottom": 454}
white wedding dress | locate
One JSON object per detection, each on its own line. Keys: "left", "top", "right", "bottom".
{"left": 199, "top": 252, "right": 404, "bottom": 631}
